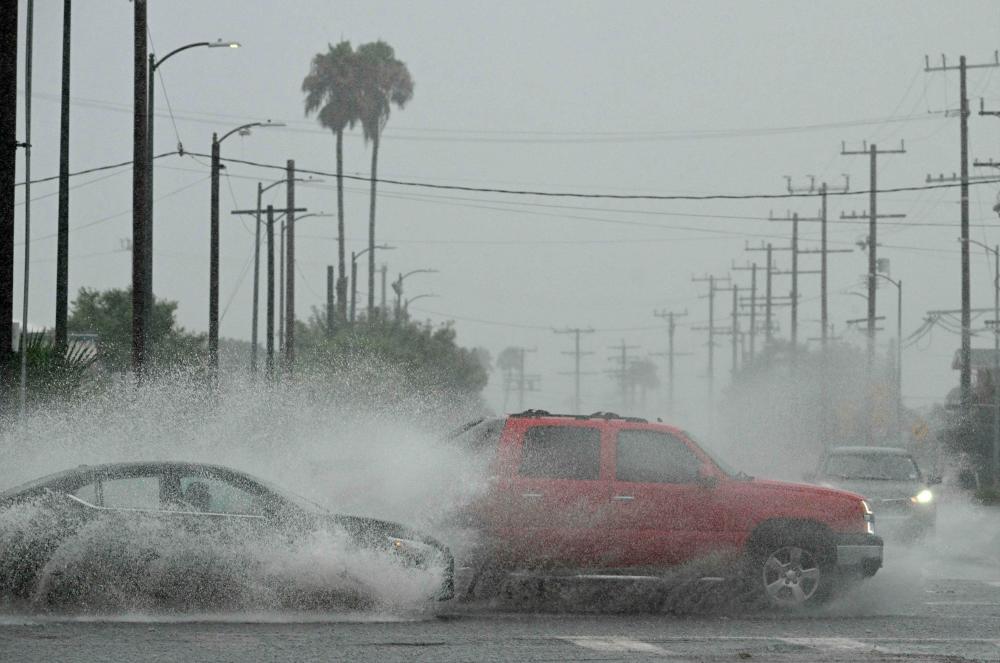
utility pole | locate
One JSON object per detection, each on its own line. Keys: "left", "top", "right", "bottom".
{"left": 745, "top": 243, "right": 796, "bottom": 344}
{"left": 231, "top": 204, "right": 306, "bottom": 371}
{"left": 925, "top": 53, "right": 1000, "bottom": 416}
{"left": 554, "top": 327, "right": 595, "bottom": 413}
{"left": 841, "top": 141, "right": 906, "bottom": 386}
{"left": 785, "top": 175, "right": 851, "bottom": 348}
{"left": 692, "top": 274, "right": 731, "bottom": 404}
{"left": 131, "top": 0, "right": 148, "bottom": 376}
{"left": 608, "top": 339, "right": 640, "bottom": 411}
{"left": 767, "top": 211, "right": 824, "bottom": 355}
{"left": 380, "top": 263, "right": 388, "bottom": 316}
{"left": 731, "top": 263, "right": 759, "bottom": 361}
{"left": 730, "top": 285, "right": 740, "bottom": 373}
{"left": 266, "top": 205, "right": 275, "bottom": 377}
{"left": 653, "top": 310, "right": 688, "bottom": 413}
{"left": 285, "top": 159, "right": 295, "bottom": 371}
{"left": 54, "top": 0, "right": 71, "bottom": 350}
{"left": 326, "top": 265, "right": 335, "bottom": 336}
{"left": 510, "top": 347, "right": 538, "bottom": 411}
{"left": 0, "top": 0, "right": 16, "bottom": 363}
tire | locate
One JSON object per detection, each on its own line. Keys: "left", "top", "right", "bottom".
{"left": 748, "top": 536, "right": 833, "bottom": 609}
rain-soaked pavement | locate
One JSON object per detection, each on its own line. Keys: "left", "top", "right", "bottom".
{"left": 3, "top": 503, "right": 1000, "bottom": 662}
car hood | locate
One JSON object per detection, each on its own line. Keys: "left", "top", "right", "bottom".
{"left": 816, "top": 478, "right": 923, "bottom": 501}
{"left": 325, "top": 513, "right": 445, "bottom": 551}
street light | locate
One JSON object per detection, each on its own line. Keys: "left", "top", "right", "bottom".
{"left": 871, "top": 271, "right": 902, "bottom": 445}
{"left": 350, "top": 245, "right": 395, "bottom": 323}
{"left": 961, "top": 237, "right": 1000, "bottom": 486}
{"left": 392, "top": 269, "right": 439, "bottom": 320}
{"left": 404, "top": 293, "right": 439, "bottom": 314}
{"left": 146, "top": 39, "right": 238, "bottom": 357}
{"left": 209, "top": 120, "right": 282, "bottom": 373}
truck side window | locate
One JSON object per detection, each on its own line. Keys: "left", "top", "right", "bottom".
{"left": 519, "top": 426, "right": 600, "bottom": 480}
{"left": 616, "top": 430, "right": 702, "bottom": 483}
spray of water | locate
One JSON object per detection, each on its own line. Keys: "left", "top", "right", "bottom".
{"left": 0, "top": 361, "right": 494, "bottom": 618}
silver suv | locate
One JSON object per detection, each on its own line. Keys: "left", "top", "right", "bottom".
{"left": 807, "top": 447, "right": 938, "bottom": 542}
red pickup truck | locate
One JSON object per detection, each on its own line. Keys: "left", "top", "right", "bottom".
{"left": 453, "top": 411, "right": 882, "bottom": 608}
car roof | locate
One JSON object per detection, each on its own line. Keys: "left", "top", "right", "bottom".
{"left": 825, "top": 446, "right": 912, "bottom": 456}
{"left": 0, "top": 461, "right": 252, "bottom": 498}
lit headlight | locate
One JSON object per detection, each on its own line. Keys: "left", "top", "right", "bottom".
{"left": 911, "top": 489, "right": 934, "bottom": 505}
{"left": 387, "top": 536, "right": 436, "bottom": 567}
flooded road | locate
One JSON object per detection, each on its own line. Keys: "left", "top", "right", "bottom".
{"left": 3, "top": 524, "right": 1000, "bottom": 663}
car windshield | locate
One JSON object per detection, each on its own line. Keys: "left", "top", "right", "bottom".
{"left": 822, "top": 453, "right": 920, "bottom": 481}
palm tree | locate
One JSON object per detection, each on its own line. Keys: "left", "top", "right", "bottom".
{"left": 302, "top": 41, "right": 359, "bottom": 322}
{"left": 356, "top": 41, "right": 413, "bottom": 317}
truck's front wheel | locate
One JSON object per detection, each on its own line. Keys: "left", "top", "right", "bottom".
{"left": 752, "top": 540, "right": 833, "bottom": 608}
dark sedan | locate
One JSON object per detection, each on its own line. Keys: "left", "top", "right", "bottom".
{"left": 0, "top": 462, "right": 453, "bottom": 611}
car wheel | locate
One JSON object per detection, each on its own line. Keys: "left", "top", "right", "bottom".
{"left": 754, "top": 542, "right": 831, "bottom": 609}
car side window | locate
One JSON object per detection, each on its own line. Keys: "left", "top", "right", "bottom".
{"left": 616, "top": 430, "right": 702, "bottom": 484}
{"left": 176, "top": 476, "right": 265, "bottom": 516}
{"left": 100, "top": 476, "right": 161, "bottom": 510}
{"left": 518, "top": 426, "right": 601, "bottom": 480}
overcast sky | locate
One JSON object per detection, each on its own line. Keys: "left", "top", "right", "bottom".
{"left": 11, "top": 0, "right": 1000, "bottom": 420}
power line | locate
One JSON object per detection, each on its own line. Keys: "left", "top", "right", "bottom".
{"left": 194, "top": 152, "right": 1000, "bottom": 201}
{"left": 14, "top": 150, "right": 1000, "bottom": 202}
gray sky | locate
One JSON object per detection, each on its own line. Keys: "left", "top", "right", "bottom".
{"left": 11, "top": 0, "right": 1000, "bottom": 419}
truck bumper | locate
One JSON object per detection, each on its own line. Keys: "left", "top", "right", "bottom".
{"left": 834, "top": 532, "right": 883, "bottom": 577}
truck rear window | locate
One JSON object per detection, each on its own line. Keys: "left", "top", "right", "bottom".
{"left": 519, "top": 426, "right": 600, "bottom": 480}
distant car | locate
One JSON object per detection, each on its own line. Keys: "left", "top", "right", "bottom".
{"left": 450, "top": 411, "right": 882, "bottom": 609}
{"left": 0, "top": 462, "right": 453, "bottom": 609}
{"left": 807, "top": 447, "right": 938, "bottom": 541}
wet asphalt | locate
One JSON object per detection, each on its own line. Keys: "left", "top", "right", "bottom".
{"left": 2, "top": 503, "right": 999, "bottom": 662}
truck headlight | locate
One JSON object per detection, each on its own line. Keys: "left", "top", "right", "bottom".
{"left": 911, "top": 489, "right": 934, "bottom": 505}
{"left": 861, "top": 500, "right": 875, "bottom": 534}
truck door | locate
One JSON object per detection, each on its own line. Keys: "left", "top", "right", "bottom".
{"left": 609, "top": 426, "right": 718, "bottom": 566}
{"left": 503, "top": 422, "right": 613, "bottom": 567}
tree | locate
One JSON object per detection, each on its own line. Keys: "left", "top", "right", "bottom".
{"left": 356, "top": 41, "right": 413, "bottom": 317}
{"left": 67, "top": 287, "right": 204, "bottom": 372}
{"left": 296, "top": 313, "right": 489, "bottom": 420}
{"left": 0, "top": 332, "right": 97, "bottom": 417}
{"left": 302, "top": 41, "right": 359, "bottom": 322}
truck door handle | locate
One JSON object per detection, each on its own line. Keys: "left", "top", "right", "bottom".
{"left": 521, "top": 492, "right": 543, "bottom": 499}
{"left": 612, "top": 495, "right": 635, "bottom": 501}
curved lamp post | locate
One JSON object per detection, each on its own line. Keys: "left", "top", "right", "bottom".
{"left": 209, "top": 120, "right": 282, "bottom": 373}
{"left": 871, "top": 272, "right": 902, "bottom": 444}
{"left": 392, "top": 268, "right": 438, "bottom": 320}
{"left": 350, "top": 244, "right": 395, "bottom": 323}
{"left": 404, "top": 293, "right": 438, "bottom": 314}
{"left": 146, "top": 39, "right": 238, "bottom": 356}
{"left": 276, "top": 211, "right": 332, "bottom": 351}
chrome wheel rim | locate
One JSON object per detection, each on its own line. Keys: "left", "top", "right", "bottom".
{"left": 761, "top": 545, "right": 820, "bottom": 607}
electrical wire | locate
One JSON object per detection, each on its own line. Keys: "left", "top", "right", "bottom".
{"left": 198, "top": 152, "right": 1000, "bottom": 202}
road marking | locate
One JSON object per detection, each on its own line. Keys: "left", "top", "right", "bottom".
{"left": 558, "top": 636, "right": 670, "bottom": 655}
{"left": 926, "top": 601, "right": 1000, "bottom": 606}
{"left": 780, "top": 637, "right": 895, "bottom": 654}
